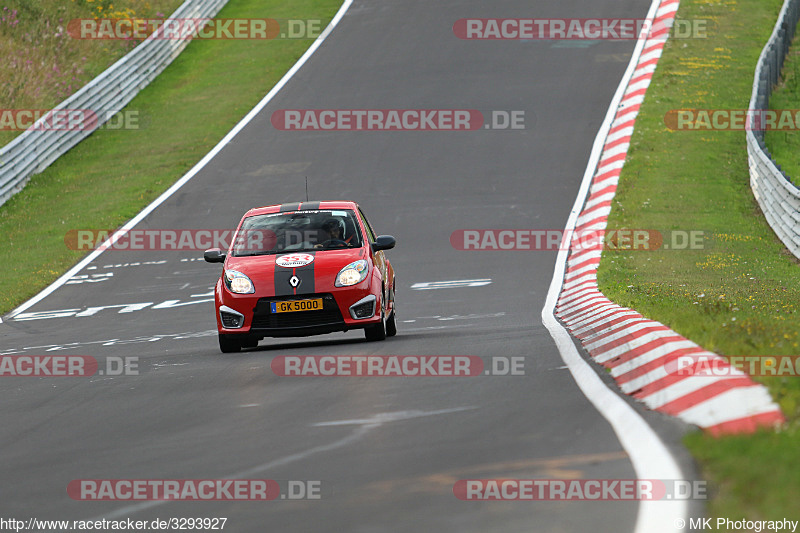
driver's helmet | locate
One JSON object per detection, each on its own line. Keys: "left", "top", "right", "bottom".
{"left": 321, "top": 217, "right": 345, "bottom": 237}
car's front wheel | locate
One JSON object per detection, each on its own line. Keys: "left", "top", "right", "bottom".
{"left": 386, "top": 285, "right": 397, "bottom": 337}
{"left": 364, "top": 311, "right": 387, "bottom": 341}
{"left": 385, "top": 309, "right": 397, "bottom": 337}
{"left": 218, "top": 334, "right": 242, "bottom": 353}
{"left": 241, "top": 337, "right": 259, "bottom": 349}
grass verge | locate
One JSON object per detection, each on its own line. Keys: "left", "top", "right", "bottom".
{"left": 0, "top": 0, "right": 339, "bottom": 314}
{"left": 597, "top": 0, "right": 800, "bottom": 520}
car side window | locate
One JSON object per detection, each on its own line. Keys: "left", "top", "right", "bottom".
{"left": 359, "top": 208, "right": 377, "bottom": 242}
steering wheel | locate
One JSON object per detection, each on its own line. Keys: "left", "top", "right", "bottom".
{"left": 321, "top": 239, "right": 349, "bottom": 248}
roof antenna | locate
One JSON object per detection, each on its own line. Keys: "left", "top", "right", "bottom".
{"left": 305, "top": 176, "right": 309, "bottom": 202}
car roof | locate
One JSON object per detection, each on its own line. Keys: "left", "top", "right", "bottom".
{"left": 243, "top": 201, "right": 359, "bottom": 217}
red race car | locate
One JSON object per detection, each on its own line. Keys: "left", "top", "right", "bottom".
{"left": 204, "top": 201, "right": 397, "bottom": 352}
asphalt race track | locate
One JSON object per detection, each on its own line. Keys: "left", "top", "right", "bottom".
{"left": 0, "top": 1, "right": 699, "bottom": 531}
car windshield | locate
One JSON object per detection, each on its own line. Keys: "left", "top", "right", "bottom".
{"left": 232, "top": 209, "right": 363, "bottom": 256}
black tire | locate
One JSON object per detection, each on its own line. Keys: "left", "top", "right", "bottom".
{"left": 241, "top": 338, "right": 259, "bottom": 349}
{"left": 218, "top": 334, "right": 241, "bottom": 353}
{"left": 385, "top": 310, "right": 397, "bottom": 337}
{"left": 385, "top": 280, "right": 397, "bottom": 337}
{"left": 364, "top": 311, "right": 387, "bottom": 342}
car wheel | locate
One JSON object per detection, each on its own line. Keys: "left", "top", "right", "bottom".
{"left": 364, "top": 311, "right": 387, "bottom": 342}
{"left": 385, "top": 310, "right": 397, "bottom": 337}
{"left": 385, "top": 292, "right": 397, "bottom": 337}
{"left": 385, "top": 280, "right": 397, "bottom": 337}
{"left": 218, "top": 334, "right": 242, "bottom": 353}
{"left": 241, "top": 338, "right": 259, "bottom": 349}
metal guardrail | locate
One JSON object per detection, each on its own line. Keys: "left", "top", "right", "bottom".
{"left": 747, "top": 0, "right": 800, "bottom": 258}
{"left": 0, "top": 0, "right": 228, "bottom": 207}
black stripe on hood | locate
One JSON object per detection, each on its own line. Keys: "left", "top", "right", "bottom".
{"left": 274, "top": 252, "right": 316, "bottom": 296}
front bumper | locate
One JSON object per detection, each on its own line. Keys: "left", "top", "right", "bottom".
{"left": 215, "top": 283, "right": 381, "bottom": 338}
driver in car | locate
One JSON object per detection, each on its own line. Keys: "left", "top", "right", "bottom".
{"left": 315, "top": 218, "right": 353, "bottom": 248}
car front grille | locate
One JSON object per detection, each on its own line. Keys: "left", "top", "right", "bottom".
{"left": 251, "top": 293, "right": 345, "bottom": 330}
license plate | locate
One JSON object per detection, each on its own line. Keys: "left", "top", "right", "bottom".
{"left": 270, "top": 298, "right": 323, "bottom": 313}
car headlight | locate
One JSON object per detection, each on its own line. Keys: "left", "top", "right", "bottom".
{"left": 224, "top": 270, "right": 255, "bottom": 294}
{"left": 335, "top": 260, "right": 368, "bottom": 287}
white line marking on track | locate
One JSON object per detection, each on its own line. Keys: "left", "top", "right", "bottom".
{"left": 413, "top": 313, "right": 505, "bottom": 321}
{"left": 190, "top": 291, "right": 214, "bottom": 297}
{"left": 152, "top": 362, "right": 190, "bottom": 368}
{"left": 98, "top": 261, "right": 169, "bottom": 270}
{"left": 313, "top": 406, "right": 477, "bottom": 427}
{"left": 411, "top": 279, "right": 492, "bottom": 290}
{"left": 66, "top": 273, "right": 114, "bottom": 285}
{"left": 4, "top": 330, "right": 218, "bottom": 354}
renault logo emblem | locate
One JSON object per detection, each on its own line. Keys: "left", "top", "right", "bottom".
{"left": 289, "top": 275, "right": 300, "bottom": 288}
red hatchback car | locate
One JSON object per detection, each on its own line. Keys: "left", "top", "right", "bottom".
{"left": 204, "top": 201, "right": 397, "bottom": 352}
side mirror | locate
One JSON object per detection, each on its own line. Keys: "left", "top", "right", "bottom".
{"left": 371, "top": 235, "right": 396, "bottom": 252}
{"left": 204, "top": 248, "right": 226, "bottom": 263}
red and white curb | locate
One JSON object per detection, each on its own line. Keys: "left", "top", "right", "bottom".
{"left": 555, "top": 0, "right": 784, "bottom": 436}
